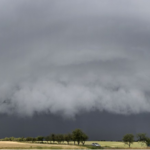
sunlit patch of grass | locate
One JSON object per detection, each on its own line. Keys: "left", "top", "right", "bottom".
{"left": 84, "top": 141, "right": 147, "bottom": 149}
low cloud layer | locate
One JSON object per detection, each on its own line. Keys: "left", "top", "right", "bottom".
{"left": 0, "top": 0, "right": 150, "bottom": 118}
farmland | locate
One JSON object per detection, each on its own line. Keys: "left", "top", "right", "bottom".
{"left": 41, "top": 141, "right": 149, "bottom": 149}
{"left": 0, "top": 141, "right": 148, "bottom": 149}
{"left": 59, "top": 141, "right": 148, "bottom": 148}
{"left": 0, "top": 141, "right": 85, "bottom": 149}
{"left": 85, "top": 141, "right": 147, "bottom": 148}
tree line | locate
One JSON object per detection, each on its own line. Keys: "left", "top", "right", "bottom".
{"left": 0, "top": 129, "right": 88, "bottom": 145}
{"left": 123, "top": 133, "right": 150, "bottom": 147}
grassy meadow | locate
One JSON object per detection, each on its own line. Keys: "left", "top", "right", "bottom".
{"left": 85, "top": 141, "right": 147, "bottom": 148}
{"left": 42, "top": 140, "right": 148, "bottom": 149}
{"left": 44, "top": 141, "right": 147, "bottom": 148}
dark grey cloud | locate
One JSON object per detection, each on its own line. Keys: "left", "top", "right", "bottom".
{"left": 0, "top": 0, "right": 150, "bottom": 118}
{"left": 0, "top": 111, "right": 150, "bottom": 140}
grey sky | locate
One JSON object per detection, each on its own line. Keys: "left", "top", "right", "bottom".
{"left": 0, "top": 0, "right": 150, "bottom": 119}
{"left": 0, "top": 111, "right": 150, "bottom": 140}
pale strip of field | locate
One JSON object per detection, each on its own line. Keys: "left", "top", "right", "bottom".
{"left": 0, "top": 141, "right": 86, "bottom": 149}
{"left": 1, "top": 148, "right": 146, "bottom": 150}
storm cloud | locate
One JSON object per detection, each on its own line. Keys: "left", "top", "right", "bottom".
{"left": 0, "top": 0, "right": 150, "bottom": 118}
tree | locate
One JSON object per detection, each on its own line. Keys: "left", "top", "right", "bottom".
{"left": 81, "top": 133, "right": 88, "bottom": 145}
{"left": 59, "top": 134, "right": 64, "bottom": 143}
{"left": 45, "top": 136, "right": 49, "bottom": 143}
{"left": 72, "top": 134, "right": 76, "bottom": 145}
{"left": 72, "top": 129, "right": 88, "bottom": 145}
{"left": 10, "top": 137, "right": 15, "bottom": 141}
{"left": 26, "top": 137, "right": 32, "bottom": 142}
{"left": 137, "top": 133, "right": 150, "bottom": 147}
{"left": 20, "top": 137, "right": 25, "bottom": 142}
{"left": 144, "top": 137, "right": 150, "bottom": 147}
{"left": 31, "top": 137, "right": 36, "bottom": 143}
{"left": 50, "top": 134, "right": 56, "bottom": 143}
{"left": 136, "top": 133, "right": 147, "bottom": 142}
{"left": 123, "top": 134, "right": 134, "bottom": 148}
{"left": 4, "top": 137, "right": 10, "bottom": 141}
{"left": 36, "top": 136, "right": 44, "bottom": 143}
{"left": 49, "top": 136, "right": 52, "bottom": 143}
{"left": 55, "top": 134, "right": 63, "bottom": 144}
{"left": 17, "top": 138, "right": 23, "bottom": 142}
{"left": 64, "top": 134, "right": 72, "bottom": 144}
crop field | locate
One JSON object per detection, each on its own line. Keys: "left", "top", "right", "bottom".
{"left": 85, "top": 141, "right": 147, "bottom": 148}
{"left": 0, "top": 141, "right": 86, "bottom": 149}
{"left": 45, "top": 141, "right": 147, "bottom": 148}
{"left": 41, "top": 141, "right": 149, "bottom": 149}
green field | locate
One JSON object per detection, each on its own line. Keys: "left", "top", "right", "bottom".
{"left": 85, "top": 141, "right": 147, "bottom": 148}
{"left": 43, "top": 141, "right": 148, "bottom": 149}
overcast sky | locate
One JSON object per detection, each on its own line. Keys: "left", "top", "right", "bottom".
{"left": 0, "top": 0, "right": 150, "bottom": 140}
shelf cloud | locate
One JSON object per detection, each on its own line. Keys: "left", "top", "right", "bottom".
{"left": 0, "top": 0, "right": 150, "bottom": 118}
